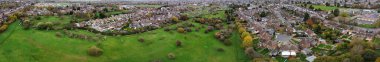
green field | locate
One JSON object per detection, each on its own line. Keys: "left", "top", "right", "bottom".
{"left": 358, "top": 24, "right": 379, "bottom": 28}
{"left": 0, "top": 11, "right": 249, "bottom": 62}
{"left": 312, "top": 5, "right": 338, "bottom": 11}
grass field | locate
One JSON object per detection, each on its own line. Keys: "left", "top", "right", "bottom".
{"left": 312, "top": 5, "right": 338, "bottom": 11}
{"left": 0, "top": 12, "right": 249, "bottom": 62}
{"left": 358, "top": 24, "right": 379, "bottom": 28}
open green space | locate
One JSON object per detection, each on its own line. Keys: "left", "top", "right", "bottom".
{"left": 312, "top": 5, "right": 338, "bottom": 11}
{"left": 358, "top": 24, "right": 379, "bottom": 28}
{"left": 0, "top": 11, "right": 248, "bottom": 62}
{"left": 104, "top": 10, "right": 131, "bottom": 16}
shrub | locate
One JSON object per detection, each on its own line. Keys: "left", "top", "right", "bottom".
{"left": 177, "top": 28, "right": 185, "bottom": 33}
{"left": 88, "top": 46, "right": 103, "bottom": 57}
{"left": 205, "top": 26, "right": 214, "bottom": 33}
{"left": 0, "top": 25, "right": 8, "bottom": 33}
{"left": 164, "top": 27, "right": 171, "bottom": 32}
{"left": 238, "top": 27, "right": 246, "bottom": 34}
{"left": 171, "top": 16, "right": 180, "bottom": 23}
{"left": 217, "top": 48, "right": 224, "bottom": 52}
{"left": 138, "top": 38, "right": 145, "bottom": 43}
{"left": 198, "top": 18, "right": 206, "bottom": 24}
{"left": 184, "top": 27, "right": 192, "bottom": 32}
{"left": 167, "top": 53, "right": 176, "bottom": 60}
{"left": 223, "top": 40, "right": 232, "bottom": 46}
{"left": 55, "top": 32, "right": 62, "bottom": 37}
{"left": 241, "top": 32, "right": 250, "bottom": 39}
{"left": 194, "top": 28, "right": 200, "bottom": 32}
{"left": 176, "top": 40, "right": 182, "bottom": 47}
{"left": 180, "top": 14, "right": 189, "bottom": 21}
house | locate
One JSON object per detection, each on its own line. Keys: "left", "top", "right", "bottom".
{"left": 301, "top": 48, "right": 312, "bottom": 55}
{"left": 305, "top": 29, "right": 316, "bottom": 37}
{"left": 281, "top": 50, "right": 296, "bottom": 58}
{"left": 306, "top": 55, "right": 317, "bottom": 62}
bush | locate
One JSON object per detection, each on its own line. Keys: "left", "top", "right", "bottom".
{"left": 0, "top": 25, "right": 8, "bottom": 33}
{"left": 164, "top": 27, "right": 171, "bottom": 32}
{"left": 88, "top": 46, "right": 103, "bottom": 57}
{"left": 167, "top": 53, "right": 176, "bottom": 60}
{"left": 184, "top": 27, "right": 192, "bottom": 32}
{"left": 241, "top": 32, "right": 250, "bottom": 39}
{"left": 217, "top": 48, "right": 224, "bottom": 52}
{"left": 176, "top": 40, "right": 182, "bottom": 47}
{"left": 223, "top": 40, "right": 232, "bottom": 46}
{"left": 205, "top": 26, "right": 214, "bottom": 33}
{"left": 171, "top": 16, "right": 180, "bottom": 23}
{"left": 238, "top": 27, "right": 246, "bottom": 34}
{"left": 138, "top": 38, "right": 145, "bottom": 43}
{"left": 177, "top": 28, "right": 185, "bottom": 33}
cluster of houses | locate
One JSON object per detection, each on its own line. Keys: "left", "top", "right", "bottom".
{"left": 76, "top": 6, "right": 190, "bottom": 32}
{"left": 0, "top": 1, "right": 30, "bottom": 26}
{"left": 236, "top": 4, "right": 327, "bottom": 60}
{"left": 27, "top": 3, "right": 98, "bottom": 16}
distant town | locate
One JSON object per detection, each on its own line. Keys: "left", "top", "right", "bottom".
{"left": 0, "top": 0, "right": 379, "bottom": 62}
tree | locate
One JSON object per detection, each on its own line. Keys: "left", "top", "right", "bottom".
{"left": 306, "top": 18, "right": 314, "bottom": 26}
{"left": 176, "top": 40, "right": 182, "bottom": 47}
{"left": 314, "top": 56, "right": 338, "bottom": 62}
{"left": 259, "top": 12, "right": 268, "bottom": 17}
{"left": 340, "top": 12, "right": 349, "bottom": 17}
{"left": 252, "top": 58, "right": 275, "bottom": 62}
{"left": 242, "top": 35, "right": 253, "bottom": 48}
{"left": 303, "top": 13, "right": 310, "bottom": 21}
{"left": 309, "top": 5, "right": 315, "bottom": 10}
{"left": 177, "top": 28, "right": 185, "bottom": 33}
{"left": 241, "top": 32, "right": 250, "bottom": 39}
{"left": 171, "top": 16, "right": 180, "bottom": 23}
{"left": 245, "top": 47, "right": 262, "bottom": 59}
{"left": 7, "top": 14, "right": 17, "bottom": 22}
{"left": 0, "top": 25, "right": 8, "bottom": 32}
{"left": 376, "top": 57, "right": 380, "bottom": 62}
{"left": 325, "top": 3, "right": 330, "bottom": 6}
{"left": 180, "top": 14, "right": 189, "bottom": 21}
{"left": 238, "top": 27, "right": 246, "bottom": 34}
{"left": 88, "top": 46, "right": 103, "bottom": 57}
{"left": 374, "top": 19, "right": 380, "bottom": 27}
{"left": 333, "top": 9, "right": 340, "bottom": 16}
{"left": 362, "top": 49, "right": 378, "bottom": 62}
{"left": 350, "top": 55, "right": 364, "bottom": 62}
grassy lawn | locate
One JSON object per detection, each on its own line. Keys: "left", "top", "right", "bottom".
{"left": 104, "top": 10, "right": 131, "bottom": 16}
{"left": 358, "top": 24, "right": 379, "bottom": 28}
{"left": 133, "top": 5, "right": 162, "bottom": 8}
{"left": 29, "top": 15, "right": 75, "bottom": 29}
{"left": 0, "top": 15, "right": 247, "bottom": 62}
{"left": 312, "top": 5, "right": 338, "bottom": 11}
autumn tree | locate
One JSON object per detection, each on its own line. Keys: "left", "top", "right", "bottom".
{"left": 7, "top": 14, "right": 17, "bottom": 22}
{"left": 306, "top": 18, "right": 314, "bottom": 26}
{"left": 374, "top": 19, "right": 380, "bottom": 27}
{"left": 376, "top": 57, "right": 380, "bottom": 62}
{"left": 241, "top": 32, "right": 250, "bottom": 39}
{"left": 238, "top": 27, "right": 246, "bottom": 34}
{"left": 340, "top": 12, "right": 349, "bottom": 17}
{"left": 177, "top": 28, "right": 185, "bottom": 33}
{"left": 0, "top": 25, "right": 8, "bottom": 32}
{"left": 242, "top": 35, "right": 253, "bottom": 48}
{"left": 171, "top": 16, "right": 180, "bottom": 23}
